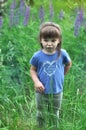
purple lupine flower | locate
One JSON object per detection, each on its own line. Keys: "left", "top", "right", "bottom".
{"left": 9, "top": 9, "right": 14, "bottom": 27}
{"left": 59, "top": 10, "right": 65, "bottom": 20}
{"left": 49, "top": 1, "right": 54, "bottom": 21}
{"left": 10, "top": 0, "right": 16, "bottom": 10}
{"left": 20, "top": 0, "right": 26, "bottom": 17}
{"left": 79, "top": 9, "right": 84, "bottom": 25}
{"left": 23, "top": 6, "right": 30, "bottom": 26}
{"left": 74, "top": 8, "right": 84, "bottom": 36}
{"left": 9, "top": 0, "right": 16, "bottom": 27}
{"left": 0, "top": 16, "right": 3, "bottom": 28}
{"left": 74, "top": 7, "right": 79, "bottom": 13}
{"left": 76, "top": 8, "right": 84, "bottom": 26}
{"left": 14, "top": 9, "right": 20, "bottom": 26}
{"left": 74, "top": 24, "right": 80, "bottom": 36}
{"left": 84, "top": 20, "right": 86, "bottom": 32}
{"left": 39, "top": 6, "right": 45, "bottom": 23}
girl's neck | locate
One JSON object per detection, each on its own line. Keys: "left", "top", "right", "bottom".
{"left": 42, "top": 49, "right": 57, "bottom": 55}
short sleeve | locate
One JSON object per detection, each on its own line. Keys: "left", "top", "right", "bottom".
{"left": 62, "top": 49, "right": 71, "bottom": 64}
{"left": 29, "top": 54, "right": 38, "bottom": 67}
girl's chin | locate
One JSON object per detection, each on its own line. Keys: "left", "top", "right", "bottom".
{"left": 46, "top": 48, "right": 54, "bottom": 51}
{"left": 46, "top": 47, "right": 53, "bottom": 50}
{"left": 46, "top": 48, "right": 56, "bottom": 53}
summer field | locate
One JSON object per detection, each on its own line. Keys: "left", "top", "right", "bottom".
{"left": 0, "top": 0, "right": 86, "bottom": 130}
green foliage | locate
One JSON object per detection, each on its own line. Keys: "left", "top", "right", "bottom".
{"left": 0, "top": 1, "right": 86, "bottom": 130}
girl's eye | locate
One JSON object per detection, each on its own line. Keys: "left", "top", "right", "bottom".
{"left": 52, "top": 40, "right": 56, "bottom": 42}
{"left": 44, "top": 39, "right": 56, "bottom": 42}
{"left": 51, "top": 39, "right": 56, "bottom": 42}
{"left": 44, "top": 39, "right": 48, "bottom": 42}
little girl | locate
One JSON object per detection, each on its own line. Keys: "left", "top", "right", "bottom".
{"left": 30, "top": 22, "right": 72, "bottom": 129}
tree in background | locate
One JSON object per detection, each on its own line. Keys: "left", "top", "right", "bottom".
{"left": 25, "top": 0, "right": 34, "bottom": 6}
{"left": 0, "top": 0, "right": 8, "bottom": 16}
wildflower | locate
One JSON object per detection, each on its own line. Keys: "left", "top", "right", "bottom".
{"left": 74, "top": 8, "right": 84, "bottom": 36}
{"left": 78, "top": 8, "right": 84, "bottom": 25}
{"left": 74, "top": 24, "right": 80, "bottom": 36}
{"left": 83, "top": 20, "right": 86, "bottom": 32}
{"left": 49, "top": 1, "right": 54, "bottom": 21}
{"left": 59, "top": 10, "right": 65, "bottom": 20}
{"left": 9, "top": 0, "right": 16, "bottom": 26}
{"left": 0, "top": 16, "right": 3, "bottom": 28}
{"left": 0, "top": 48, "right": 3, "bottom": 66}
{"left": 14, "top": 9, "right": 20, "bottom": 26}
{"left": 9, "top": 9, "right": 14, "bottom": 27}
{"left": 10, "top": 0, "right": 16, "bottom": 10}
{"left": 20, "top": 0, "right": 26, "bottom": 17}
{"left": 39, "top": 6, "right": 44, "bottom": 23}
{"left": 23, "top": 6, "right": 30, "bottom": 26}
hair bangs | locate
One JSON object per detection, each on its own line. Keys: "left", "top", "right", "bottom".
{"left": 40, "top": 26, "right": 60, "bottom": 39}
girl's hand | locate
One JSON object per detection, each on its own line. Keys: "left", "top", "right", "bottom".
{"left": 34, "top": 81, "right": 45, "bottom": 92}
{"left": 30, "top": 65, "right": 45, "bottom": 92}
{"left": 64, "top": 61, "right": 72, "bottom": 75}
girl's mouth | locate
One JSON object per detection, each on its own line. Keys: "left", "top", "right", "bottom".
{"left": 46, "top": 47, "right": 53, "bottom": 50}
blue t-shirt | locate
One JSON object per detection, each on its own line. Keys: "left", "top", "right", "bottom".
{"left": 30, "top": 49, "right": 71, "bottom": 94}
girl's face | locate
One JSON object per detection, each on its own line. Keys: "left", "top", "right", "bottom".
{"left": 41, "top": 37, "right": 60, "bottom": 54}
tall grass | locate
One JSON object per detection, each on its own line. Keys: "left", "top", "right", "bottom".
{"left": 0, "top": 1, "right": 86, "bottom": 130}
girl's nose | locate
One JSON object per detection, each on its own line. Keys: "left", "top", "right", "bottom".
{"left": 47, "top": 42, "right": 52, "bottom": 45}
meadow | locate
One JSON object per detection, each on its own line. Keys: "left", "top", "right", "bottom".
{"left": 0, "top": 0, "right": 86, "bottom": 130}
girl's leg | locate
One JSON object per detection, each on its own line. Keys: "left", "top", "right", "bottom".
{"left": 53, "top": 92, "right": 63, "bottom": 118}
{"left": 35, "top": 93, "right": 48, "bottom": 128}
{"left": 48, "top": 92, "right": 63, "bottom": 129}
{"left": 35, "top": 92, "right": 63, "bottom": 129}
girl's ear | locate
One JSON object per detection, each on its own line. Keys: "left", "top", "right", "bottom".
{"left": 58, "top": 38, "right": 60, "bottom": 43}
{"left": 56, "top": 38, "right": 60, "bottom": 44}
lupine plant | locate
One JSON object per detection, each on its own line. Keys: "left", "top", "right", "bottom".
{"left": 23, "top": 6, "right": 30, "bottom": 26}
{"left": 39, "top": 6, "right": 45, "bottom": 23}
{"left": 49, "top": 0, "right": 54, "bottom": 21}
{"left": 59, "top": 9, "right": 65, "bottom": 20}
{"left": 0, "top": 1, "right": 86, "bottom": 129}
{"left": 0, "top": 16, "right": 3, "bottom": 28}
{"left": 9, "top": 0, "right": 30, "bottom": 26}
{"left": 20, "top": 0, "right": 26, "bottom": 17}
{"left": 74, "top": 8, "right": 84, "bottom": 36}
{"left": 9, "top": 0, "right": 16, "bottom": 26}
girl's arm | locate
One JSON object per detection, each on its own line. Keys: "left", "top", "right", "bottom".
{"left": 30, "top": 65, "right": 45, "bottom": 92}
{"left": 64, "top": 61, "right": 72, "bottom": 75}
